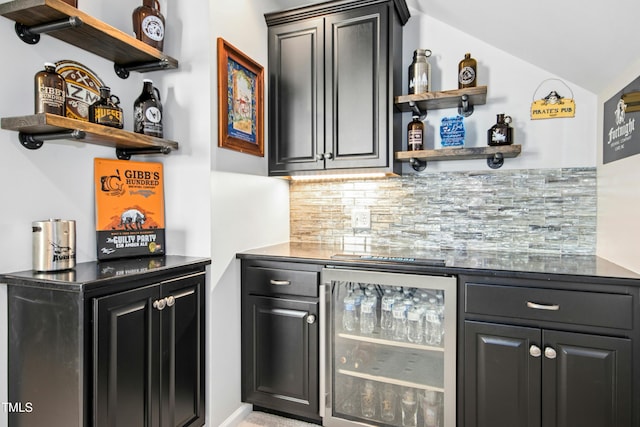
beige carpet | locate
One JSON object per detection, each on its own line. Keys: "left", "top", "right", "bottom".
{"left": 238, "top": 411, "right": 319, "bottom": 427}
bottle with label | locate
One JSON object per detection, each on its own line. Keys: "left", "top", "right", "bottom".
{"left": 487, "top": 113, "right": 513, "bottom": 146}
{"left": 408, "top": 49, "right": 432, "bottom": 94}
{"left": 458, "top": 53, "right": 477, "bottom": 89}
{"left": 89, "top": 87, "right": 124, "bottom": 129}
{"left": 134, "top": 79, "right": 163, "bottom": 138}
{"left": 407, "top": 115, "right": 424, "bottom": 151}
{"left": 34, "top": 62, "right": 66, "bottom": 116}
{"left": 132, "top": 0, "right": 165, "bottom": 51}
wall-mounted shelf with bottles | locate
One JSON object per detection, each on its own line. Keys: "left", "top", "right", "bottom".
{"left": 1, "top": 113, "right": 178, "bottom": 159}
{"left": 395, "top": 86, "right": 487, "bottom": 119}
{"left": 396, "top": 145, "right": 521, "bottom": 170}
{"left": 0, "top": 0, "right": 178, "bottom": 79}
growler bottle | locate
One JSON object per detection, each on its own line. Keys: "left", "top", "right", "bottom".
{"left": 89, "top": 87, "right": 124, "bottom": 129}
{"left": 407, "top": 115, "right": 424, "bottom": 151}
{"left": 134, "top": 79, "right": 163, "bottom": 138}
{"left": 34, "top": 62, "right": 66, "bottom": 116}
{"left": 132, "top": 0, "right": 165, "bottom": 51}
{"left": 458, "top": 53, "right": 477, "bottom": 89}
{"left": 408, "top": 49, "right": 432, "bottom": 94}
{"left": 487, "top": 113, "right": 513, "bottom": 146}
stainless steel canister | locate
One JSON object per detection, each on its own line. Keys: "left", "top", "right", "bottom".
{"left": 408, "top": 48, "right": 432, "bottom": 94}
{"left": 32, "top": 219, "right": 76, "bottom": 271}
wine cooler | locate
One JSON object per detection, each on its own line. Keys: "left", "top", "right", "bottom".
{"left": 321, "top": 268, "right": 456, "bottom": 427}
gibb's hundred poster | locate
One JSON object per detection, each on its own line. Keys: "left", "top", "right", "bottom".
{"left": 94, "top": 158, "right": 165, "bottom": 260}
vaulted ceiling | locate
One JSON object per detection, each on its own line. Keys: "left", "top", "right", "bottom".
{"left": 268, "top": 0, "right": 640, "bottom": 94}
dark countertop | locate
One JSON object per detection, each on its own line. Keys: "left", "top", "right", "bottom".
{"left": 237, "top": 242, "right": 640, "bottom": 284}
{"left": 0, "top": 255, "right": 211, "bottom": 292}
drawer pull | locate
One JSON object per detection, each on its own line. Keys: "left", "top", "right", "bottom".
{"left": 270, "top": 279, "right": 291, "bottom": 286}
{"left": 526, "top": 301, "right": 560, "bottom": 311}
{"left": 529, "top": 345, "right": 542, "bottom": 358}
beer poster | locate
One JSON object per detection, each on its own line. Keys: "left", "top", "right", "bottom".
{"left": 94, "top": 158, "right": 165, "bottom": 260}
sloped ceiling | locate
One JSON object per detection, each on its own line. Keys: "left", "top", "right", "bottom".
{"left": 268, "top": 0, "right": 640, "bottom": 94}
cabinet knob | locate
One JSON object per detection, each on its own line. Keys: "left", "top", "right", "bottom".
{"left": 165, "top": 295, "right": 175, "bottom": 307}
{"left": 153, "top": 298, "right": 166, "bottom": 311}
{"left": 324, "top": 152, "right": 333, "bottom": 160}
{"left": 306, "top": 314, "right": 316, "bottom": 324}
{"left": 529, "top": 345, "right": 542, "bottom": 358}
{"left": 544, "top": 347, "right": 557, "bottom": 359}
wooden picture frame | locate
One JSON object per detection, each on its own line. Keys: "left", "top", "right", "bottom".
{"left": 217, "top": 37, "right": 264, "bottom": 157}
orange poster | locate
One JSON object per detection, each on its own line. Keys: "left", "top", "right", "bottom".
{"left": 94, "top": 158, "right": 165, "bottom": 260}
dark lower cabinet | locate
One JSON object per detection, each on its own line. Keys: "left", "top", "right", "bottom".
{"left": 3, "top": 256, "right": 209, "bottom": 427}
{"left": 240, "top": 260, "right": 322, "bottom": 422}
{"left": 461, "top": 276, "right": 635, "bottom": 427}
{"left": 94, "top": 273, "right": 205, "bottom": 427}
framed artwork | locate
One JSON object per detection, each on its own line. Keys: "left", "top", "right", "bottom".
{"left": 217, "top": 37, "right": 264, "bottom": 157}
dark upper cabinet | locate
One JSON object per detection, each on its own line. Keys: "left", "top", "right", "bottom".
{"left": 266, "top": 0, "right": 409, "bottom": 176}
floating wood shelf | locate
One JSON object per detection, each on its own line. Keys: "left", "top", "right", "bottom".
{"left": 395, "top": 86, "right": 487, "bottom": 118}
{"left": 396, "top": 144, "right": 521, "bottom": 170}
{"left": 0, "top": 0, "right": 178, "bottom": 78}
{"left": 1, "top": 113, "right": 178, "bottom": 159}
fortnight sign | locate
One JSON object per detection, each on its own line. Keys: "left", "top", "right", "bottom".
{"left": 94, "top": 158, "right": 165, "bottom": 260}
{"left": 603, "top": 75, "right": 640, "bottom": 164}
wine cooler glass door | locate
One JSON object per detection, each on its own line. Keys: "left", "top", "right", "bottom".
{"left": 321, "top": 268, "right": 456, "bottom": 427}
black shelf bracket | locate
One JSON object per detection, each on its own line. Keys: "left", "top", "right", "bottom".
{"left": 19, "top": 129, "right": 86, "bottom": 149}
{"left": 409, "top": 157, "right": 427, "bottom": 172}
{"left": 458, "top": 94, "right": 475, "bottom": 117}
{"left": 408, "top": 101, "right": 427, "bottom": 121}
{"left": 15, "top": 16, "right": 83, "bottom": 45}
{"left": 116, "top": 146, "right": 172, "bottom": 160}
{"left": 487, "top": 152, "right": 504, "bottom": 169}
{"left": 114, "top": 59, "right": 172, "bottom": 79}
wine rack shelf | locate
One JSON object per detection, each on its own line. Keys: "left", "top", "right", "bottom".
{"left": 1, "top": 113, "right": 178, "bottom": 159}
{"left": 0, "top": 0, "right": 178, "bottom": 78}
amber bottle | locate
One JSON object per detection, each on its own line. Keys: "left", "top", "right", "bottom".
{"left": 34, "top": 62, "right": 66, "bottom": 116}
{"left": 89, "top": 87, "right": 124, "bottom": 129}
{"left": 134, "top": 79, "right": 163, "bottom": 138}
{"left": 132, "top": 0, "right": 165, "bottom": 51}
{"left": 407, "top": 115, "right": 424, "bottom": 151}
{"left": 458, "top": 53, "right": 477, "bottom": 89}
{"left": 487, "top": 113, "right": 513, "bottom": 146}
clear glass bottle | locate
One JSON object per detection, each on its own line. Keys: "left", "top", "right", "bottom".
{"left": 407, "top": 307, "right": 423, "bottom": 344}
{"left": 401, "top": 388, "right": 418, "bottom": 427}
{"left": 132, "top": 0, "right": 165, "bottom": 51}
{"left": 421, "top": 390, "right": 442, "bottom": 427}
{"left": 392, "top": 304, "right": 407, "bottom": 341}
{"left": 407, "top": 115, "right": 424, "bottom": 151}
{"left": 89, "top": 86, "right": 124, "bottom": 129}
{"left": 361, "top": 380, "right": 376, "bottom": 418}
{"left": 408, "top": 49, "right": 432, "bottom": 94}
{"left": 458, "top": 52, "right": 477, "bottom": 89}
{"left": 379, "top": 383, "right": 397, "bottom": 422}
{"left": 134, "top": 79, "right": 163, "bottom": 138}
{"left": 342, "top": 293, "right": 358, "bottom": 332}
{"left": 425, "top": 297, "right": 442, "bottom": 346}
{"left": 34, "top": 62, "right": 65, "bottom": 116}
{"left": 487, "top": 113, "right": 513, "bottom": 146}
{"left": 380, "top": 289, "right": 395, "bottom": 331}
{"left": 359, "top": 299, "right": 375, "bottom": 334}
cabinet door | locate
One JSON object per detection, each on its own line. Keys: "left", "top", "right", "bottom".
{"left": 542, "top": 330, "right": 632, "bottom": 427}
{"left": 94, "top": 284, "right": 161, "bottom": 427}
{"left": 464, "top": 321, "right": 541, "bottom": 427}
{"left": 241, "top": 294, "right": 320, "bottom": 420}
{"left": 324, "top": 4, "right": 390, "bottom": 170}
{"left": 160, "top": 273, "right": 205, "bottom": 427}
{"left": 268, "top": 18, "right": 325, "bottom": 175}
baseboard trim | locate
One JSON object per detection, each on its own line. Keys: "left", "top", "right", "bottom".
{"left": 218, "top": 403, "right": 253, "bottom": 427}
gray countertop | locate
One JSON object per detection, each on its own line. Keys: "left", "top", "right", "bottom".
{"left": 237, "top": 242, "right": 640, "bottom": 283}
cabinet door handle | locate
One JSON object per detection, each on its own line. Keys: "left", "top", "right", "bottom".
{"left": 526, "top": 301, "right": 560, "bottom": 311}
{"left": 544, "top": 347, "right": 557, "bottom": 359}
{"left": 165, "top": 295, "right": 175, "bottom": 307}
{"left": 306, "top": 314, "right": 316, "bottom": 324}
{"left": 270, "top": 279, "right": 291, "bottom": 286}
{"left": 324, "top": 152, "right": 333, "bottom": 160}
{"left": 529, "top": 345, "right": 542, "bottom": 358}
{"left": 153, "top": 298, "right": 166, "bottom": 311}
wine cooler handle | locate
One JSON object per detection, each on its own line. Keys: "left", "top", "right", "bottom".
{"left": 319, "top": 282, "right": 328, "bottom": 418}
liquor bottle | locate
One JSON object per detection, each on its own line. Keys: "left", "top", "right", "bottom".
{"left": 34, "top": 63, "right": 66, "bottom": 116}
{"left": 134, "top": 79, "right": 163, "bottom": 138}
{"left": 132, "top": 0, "right": 165, "bottom": 51}
{"left": 407, "top": 115, "right": 424, "bottom": 151}
{"left": 487, "top": 113, "right": 513, "bottom": 146}
{"left": 458, "top": 53, "right": 477, "bottom": 89}
{"left": 89, "top": 87, "right": 124, "bottom": 129}
{"left": 408, "top": 49, "right": 432, "bottom": 94}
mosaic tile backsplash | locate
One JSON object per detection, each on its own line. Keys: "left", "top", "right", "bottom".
{"left": 289, "top": 168, "right": 597, "bottom": 255}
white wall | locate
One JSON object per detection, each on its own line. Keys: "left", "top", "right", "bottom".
{"left": 596, "top": 57, "right": 640, "bottom": 274}
{"left": 401, "top": 12, "right": 597, "bottom": 174}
